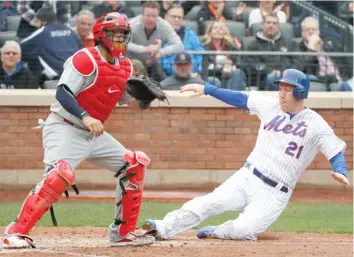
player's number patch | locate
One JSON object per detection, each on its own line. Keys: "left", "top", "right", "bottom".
{"left": 285, "top": 142, "right": 304, "bottom": 159}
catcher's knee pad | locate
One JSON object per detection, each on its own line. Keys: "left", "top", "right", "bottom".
{"left": 115, "top": 150, "right": 150, "bottom": 237}
{"left": 5, "top": 160, "right": 76, "bottom": 236}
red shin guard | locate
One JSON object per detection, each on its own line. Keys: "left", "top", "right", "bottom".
{"left": 5, "top": 160, "right": 76, "bottom": 236}
{"left": 116, "top": 150, "right": 150, "bottom": 237}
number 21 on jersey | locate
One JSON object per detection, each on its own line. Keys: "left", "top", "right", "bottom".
{"left": 285, "top": 142, "right": 304, "bottom": 159}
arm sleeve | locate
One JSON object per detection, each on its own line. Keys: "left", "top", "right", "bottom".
{"left": 20, "top": 28, "right": 44, "bottom": 61}
{"left": 330, "top": 152, "right": 348, "bottom": 177}
{"left": 204, "top": 83, "right": 249, "bottom": 109}
{"left": 246, "top": 90, "right": 278, "bottom": 121}
{"left": 56, "top": 84, "right": 88, "bottom": 120}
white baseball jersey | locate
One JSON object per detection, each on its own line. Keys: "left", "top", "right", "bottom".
{"left": 50, "top": 47, "right": 134, "bottom": 129}
{"left": 246, "top": 90, "right": 346, "bottom": 189}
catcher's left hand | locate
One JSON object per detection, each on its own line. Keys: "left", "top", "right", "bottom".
{"left": 126, "top": 75, "right": 168, "bottom": 103}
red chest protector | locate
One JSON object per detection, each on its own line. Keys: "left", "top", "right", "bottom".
{"left": 73, "top": 47, "right": 132, "bottom": 123}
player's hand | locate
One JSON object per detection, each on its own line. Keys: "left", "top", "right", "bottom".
{"left": 180, "top": 84, "right": 205, "bottom": 97}
{"left": 82, "top": 116, "right": 105, "bottom": 136}
{"left": 331, "top": 172, "right": 350, "bottom": 185}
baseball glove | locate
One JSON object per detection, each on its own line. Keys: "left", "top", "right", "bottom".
{"left": 126, "top": 75, "right": 168, "bottom": 103}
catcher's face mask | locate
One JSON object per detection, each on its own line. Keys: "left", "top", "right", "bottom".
{"left": 93, "top": 12, "right": 131, "bottom": 58}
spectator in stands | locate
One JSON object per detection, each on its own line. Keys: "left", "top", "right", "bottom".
{"left": 0, "top": 41, "right": 36, "bottom": 89}
{"left": 16, "top": 1, "right": 72, "bottom": 39}
{"left": 159, "top": 4, "right": 203, "bottom": 77}
{"left": 160, "top": 51, "right": 207, "bottom": 90}
{"left": 74, "top": 10, "right": 95, "bottom": 48}
{"left": 158, "top": 0, "right": 173, "bottom": 18}
{"left": 127, "top": 1, "right": 183, "bottom": 82}
{"left": 196, "top": 0, "right": 234, "bottom": 35}
{"left": 20, "top": 4, "right": 82, "bottom": 87}
{"left": 339, "top": 1, "right": 353, "bottom": 24}
{"left": 0, "top": 1, "right": 18, "bottom": 32}
{"left": 290, "top": 17, "right": 353, "bottom": 92}
{"left": 201, "top": 21, "right": 246, "bottom": 91}
{"left": 246, "top": 14, "right": 290, "bottom": 90}
{"left": 248, "top": 0, "right": 287, "bottom": 28}
{"left": 91, "top": 0, "right": 134, "bottom": 19}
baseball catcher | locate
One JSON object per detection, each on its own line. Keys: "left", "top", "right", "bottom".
{"left": 126, "top": 75, "right": 168, "bottom": 103}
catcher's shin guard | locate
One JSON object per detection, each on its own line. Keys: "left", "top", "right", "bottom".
{"left": 113, "top": 150, "right": 150, "bottom": 238}
{"left": 5, "top": 160, "right": 76, "bottom": 237}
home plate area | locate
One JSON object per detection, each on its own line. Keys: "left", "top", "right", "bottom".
{"left": 0, "top": 228, "right": 352, "bottom": 257}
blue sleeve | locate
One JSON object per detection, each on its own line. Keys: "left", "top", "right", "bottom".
{"left": 20, "top": 29, "right": 42, "bottom": 61}
{"left": 56, "top": 84, "right": 88, "bottom": 120}
{"left": 330, "top": 152, "right": 348, "bottom": 177}
{"left": 204, "top": 83, "right": 249, "bottom": 109}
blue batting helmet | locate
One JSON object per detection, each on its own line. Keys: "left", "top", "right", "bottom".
{"left": 274, "top": 69, "right": 310, "bottom": 99}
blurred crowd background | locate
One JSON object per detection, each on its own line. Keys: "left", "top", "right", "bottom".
{"left": 0, "top": 0, "right": 352, "bottom": 92}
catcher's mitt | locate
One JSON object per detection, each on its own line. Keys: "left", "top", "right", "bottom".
{"left": 126, "top": 75, "right": 168, "bottom": 103}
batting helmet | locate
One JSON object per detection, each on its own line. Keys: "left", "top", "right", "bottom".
{"left": 274, "top": 69, "right": 310, "bottom": 99}
{"left": 93, "top": 12, "right": 131, "bottom": 58}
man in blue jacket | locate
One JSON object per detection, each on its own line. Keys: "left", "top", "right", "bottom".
{"left": 159, "top": 4, "right": 204, "bottom": 77}
{"left": 20, "top": 4, "right": 82, "bottom": 87}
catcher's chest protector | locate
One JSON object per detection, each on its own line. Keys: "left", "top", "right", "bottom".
{"left": 5, "top": 160, "right": 76, "bottom": 237}
{"left": 75, "top": 48, "right": 132, "bottom": 123}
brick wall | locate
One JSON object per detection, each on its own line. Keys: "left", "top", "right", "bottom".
{"left": 0, "top": 106, "right": 352, "bottom": 170}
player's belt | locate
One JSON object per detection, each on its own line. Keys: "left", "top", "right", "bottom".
{"left": 244, "top": 162, "right": 289, "bottom": 193}
{"left": 63, "top": 118, "right": 90, "bottom": 132}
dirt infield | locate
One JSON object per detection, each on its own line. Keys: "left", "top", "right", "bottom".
{"left": 0, "top": 228, "right": 352, "bottom": 257}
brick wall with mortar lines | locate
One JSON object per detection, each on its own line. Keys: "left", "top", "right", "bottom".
{"left": 0, "top": 106, "right": 352, "bottom": 170}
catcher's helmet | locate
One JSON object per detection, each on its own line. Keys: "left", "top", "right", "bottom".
{"left": 93, "top": 12, "right": 131, "bottom": 58}
{"left": 274, "top": 69, "right": 310, "bottom": 99}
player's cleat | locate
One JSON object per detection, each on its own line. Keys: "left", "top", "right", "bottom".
{"left": 2, "top": 235, "right": 35, "bottom": 249}
{"left": 141, "top": 219, "right": 165, "bottom": 240}
{"left": 196, "top": 226, "right": 218, "bottom": 239}
{"left": 110, "top": 230, "right": 155, "bottom": 247}
{"left": 141, "top": 219, "right": 156, "bottom": 231}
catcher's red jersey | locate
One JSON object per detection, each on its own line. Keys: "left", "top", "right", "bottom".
{"left": 72, "top": 47, "right": 133, "bottom": 123}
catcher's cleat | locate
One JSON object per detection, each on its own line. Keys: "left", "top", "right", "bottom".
{"left": 110, "top": 230, "right": 155, "bottom": 247}
{"left": 196, "top": 226, "right": 218, "bottom": 239}
{"left": 2, "top": 235, "right": 35, "bottom": 249}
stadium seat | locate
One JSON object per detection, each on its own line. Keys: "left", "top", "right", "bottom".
{"left": 124, "top": 1, "right": 141, "bottom": 7}
{"left": 203, "top": 20, "right": 246, "bottom": 39}
{"left": 309, "top": 81, "right": 327, "bottom": 91}
{"left": 243, "top": 8, "right": 255, "bottom": 29}
{"left": 131, "top": 6, "right": 143, "bottom": 16}
{"left": 183, "top": 20, "right": 198, "bottom": 35}
{"left": 330, "top": 83, "right": 340, "bottom": 91}
{"left": 69, "top": 17, "right": 77, "bottom": 28}
{"left": 251, "top": 22, "right": 294, "bottom": 45}
{"left": 184, "top": 5, "right": 202, "bottom": 21}
{"left": 7, "top": 15, "right": 21, "bottom": 32}
{"left": 0, "top": 31, "right": 19, "bottom": 47}
{"left": 241, "top": 36, "right": 256, "bottom": 50}
{"left": 42, "top": 80, "right": 59, "bottom": 89}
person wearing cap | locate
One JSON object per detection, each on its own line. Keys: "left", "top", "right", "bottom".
{"left": 16, "top": 1, "right": 72, "bottom": 39}
{"left": 20, "top": 4, "right": 82, "bottom": 87}
{"left": 160, "top": 52, "right": 207, "bottom": 90}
